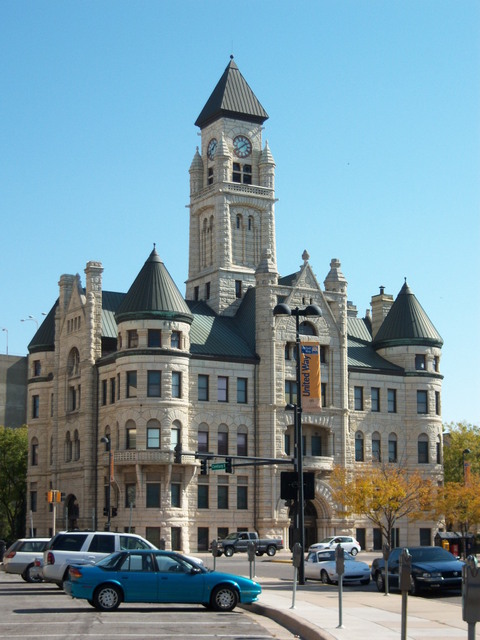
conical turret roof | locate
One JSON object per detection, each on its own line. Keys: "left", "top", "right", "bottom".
{"left": 373, "top": 281, "right": 443, "bottom": 349}
{"left": 195, "top": 56, "right": 269, "bottom": 129}
{"left": 115, "top": 247, "right": 193, "bottom": 324}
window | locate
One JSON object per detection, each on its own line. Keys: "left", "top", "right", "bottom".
{"left": 435, "top": 391, "right": 441, "bottom": 415}
{"left": 387, "top": 388, "right": 397, "bottom": 413}
{"left": 110, "top": 378, "right": 115, "bottom": 404}
{"left": 67, "top": 348, "right": 80, "bottom": 376}
{"left": 207, "top": 167, "right": 214, "bottom": 185}
{"left": 171, "top": 483, "right": 181, "bottom": 508}
{"left": 147, "top": 426, "right": 160, "bottom": 449}
{"left": 147, "top": 371, "right": 161, "bottom": 397}
{"left": 206, "top": 282, "right": 210, "bottom": 299}
{"left": 433, "top": 356, "right": 440, "bottom": 372}
{"left": 125, "top": 483, "right": 136, "bottom": 508}
{"left": 68, "top": 385, "right": 79, "bottom": 412}
{"left": 126, "top": 371, "right": 137, "bottom": 398}
{"left": 285, "top": 380, "right": 298, "bottom": 405}
{"left": 235, "top": 280, "right": 242, "bottom": 298}
{"left": 73, "top": 430, "right": 80, "bottom": 460}
{"left": 232, "top": 162, "right": 252, "bottom": 184}
{"left": 237, "top": 485, "right": 248, "bottom": 510}
{"left": 148, "top": 329, "right": 161, "bottom": 347}
{"left": 171, "top": 331, "right": 181, "bottom": 349}
{"left": 237, "top": 432, "right": 247, "bottom": 456}
{"left": 218, "top": 430, "right": 228, "bottom": 455}
{"left": 32, "top": 395, "right": 39, "bottom": 419}
{"left": 237, "top": 378, "right": 247, "bottom": 403}
{"left": 65, "top": 432, "right": 72, "bottom": 462}
{"left": 436, "top": 435, "right": 442, "bottom": 464}
{"left": 197, "top": 527, "right": 209, "bottom": 552}
{"left": 171, "top": 527, "right": 181, "bottom": 551}
{"left": 355, "top": 432, "right": 364, "bottom": 462}
{"left": 198, "top": 484, "right": 209, "bottom": 509}
{"left": 30, "top": 490, "right": 37, "bottom": 512}
{"left": 127, "top": 330, "right": 138, "bottom": 348}
{"left": 371, "top": 387, "right": 380, "bottom": 412}
{"left": 194, "top": 286, "right": 199, "bottom": 301}
{"left": 415, "top": 354, "right": 426, "bottom": 370}
{"left": 418, "top": 434, "right": 429, "bottom": 463}
{"left": 33, "top": 360, "right": 41, "bottom": 376}
{"left": 311, "top": 435, "right": 322, "bottom": 456}
{"left": 372, "top": 432, "right": 381, "bottom": 462}
{"left": 417, "top": 390, "right": 428, "bottom": 414}
{"left": 321, "top": 382, "right": 327, "bottom": 408}
{"left": 217, "top": 484, "right": 229, "bottom": 509}
{"left": 117, "top": 373, "right": 121, "bottom": 400}
{"left": 101, "top": 379, "right": 107, "bottom": 406}
{"left": 171, "top": 423, "right": 180, "bottom": 451}
{"left": 320, "top": 346, "right": 327, "bottom": 363}
{"left": 284, "top": 433, "right": 291, "bottom": 456}
{"left": 31, "top": 439, "right": 39, "bottom": 466}
{"left": 354, "top": 386, "right": 364, "bottom": 411}
{"left": 198, "top": 374, "right": 209, "bottom": 401}
{"left": 419, "top": 528, "right": 431, "bottom": 546}
{"left": 146, "top": 483, "right": 160, "bottom": 508}
{"left": 126, "top": 425, "right": 137, "bottom": 450}
{"left": 198, "top": 429, "right": 209, "bottom": 453}
{"left": 218, "top": 376, "right": 228, "bottom": 402}
{"left": 172, "top": 372, "right": 181, "bottom": 398}
{"left": 388, "top": 433, "right": 398, "bottom": 463}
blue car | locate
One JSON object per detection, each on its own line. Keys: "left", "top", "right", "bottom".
{"left": 64, "top": 549, "right": 261, "bottom": 611}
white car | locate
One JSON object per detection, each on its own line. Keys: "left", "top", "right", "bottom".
{"left": 305, "top": 549, "right": 370, "bottom": 585}
{"left": 1, "top": 538, "right": 50, "bottom": 582}
{"left": 308, "top": 535, "right": 361, "bottom": 556}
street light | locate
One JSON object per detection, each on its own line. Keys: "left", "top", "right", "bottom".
{"left": 273, "top": 302, "right": 322, "bottom": 584}
{"left": 1, "top": 328, "right": 7, "bottom": 355}
{"left": 20, "top": 315, "right": 39, "bottom": 330}
{"left": 100, "top": 436, "right": 112, "bottom": 531}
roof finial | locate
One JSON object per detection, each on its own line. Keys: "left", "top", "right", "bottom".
{"left": 153, "top": 242, "right": 156, "bottom": 250}
{"left": 230, "top": 54, "right": 234, "bottom": 60}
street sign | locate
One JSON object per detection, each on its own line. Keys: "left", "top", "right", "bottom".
{"left": 211, "top": 462, "right": 226, "bottom": 470}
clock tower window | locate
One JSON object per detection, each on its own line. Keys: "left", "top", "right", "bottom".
{"left": 232, "top": 163, "right": 252, "bottom": 185}
{"left": 208, "top": 167, "right": 214, "bottom": 185}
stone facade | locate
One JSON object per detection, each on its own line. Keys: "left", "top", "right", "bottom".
{"left": 25, "top": 59, "right": 444, "bottom": 552}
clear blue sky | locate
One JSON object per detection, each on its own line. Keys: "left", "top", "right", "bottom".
{"left": 1, "top": 1, "right": 479, "bottom": 426}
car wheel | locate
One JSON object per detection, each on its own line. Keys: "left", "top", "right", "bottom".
{"left": 223, "top": 547, "right": 234, "bottom": 557}
{"left": 350, "top": 548, "right": 358, "bottom": 556}
{"left": 375, "top": 572, "right": 385, "bottom": 592}
{"left": 255, "top": 551, "right": 264, "bottom": 556}
{"left": 22, "top": 563, "right": 42, "bottom": 583}
{"left": 266, "top": 545, "right": 276, "bottom": 557}
{"left": 321, "top": 570, "right": 331, "bottom": 585}
{"left": 93, "top": 584, "right": 122, "bottom": 611}
{"left": 360, "top": 577, "right": 370, "bottom": 585}
{"left": 211, "top": 585, "right": 239, "bottom": 612}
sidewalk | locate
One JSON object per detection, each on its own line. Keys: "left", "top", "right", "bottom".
{"left": 247, "top": 579, "right": 470, "bottom": 640}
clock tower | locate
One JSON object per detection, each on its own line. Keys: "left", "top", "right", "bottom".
{"left": 186, "top": 57, "right": 277, "bottom": 315}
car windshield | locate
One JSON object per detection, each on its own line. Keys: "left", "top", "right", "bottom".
{"left": 319, "top": 537, "right": 335, "bottom": 544}
{"left": 410, "top": 548, "right": 457, "bottom": 562}
{"left": 96, "top": 552, "right": 123, "bottom": 569}
{"left": 223, "top": 533, "right": 242, "bottom": 540}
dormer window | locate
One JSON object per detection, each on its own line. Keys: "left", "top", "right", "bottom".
{"left": 232, "top": 163, "right": 252, "bottom": 184}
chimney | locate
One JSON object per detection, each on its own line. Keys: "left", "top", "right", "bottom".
{"left": 370, "top": 286, "right": 394, "bottom": 339}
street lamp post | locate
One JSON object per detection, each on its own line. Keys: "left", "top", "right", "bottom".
{"left": 273, "top": 302, "right": 322, "bottom": 585}
{"left": 20, "top": 315, "right": 39, "bottom": 330}
{"left": 101, "top": 436, "right": 111, "bottom": 531}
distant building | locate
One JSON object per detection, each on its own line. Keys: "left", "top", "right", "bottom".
{"left": 0, "top": 355, "right": 27, "bottom": 428}
{"left": 26, "top": 58, "right": 443, "bottom": 551}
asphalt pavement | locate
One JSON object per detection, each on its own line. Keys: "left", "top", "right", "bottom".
{"left": 241, "top": 551, "right": 472, "bottom": 640}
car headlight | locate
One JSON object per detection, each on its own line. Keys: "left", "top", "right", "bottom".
{"left": 421, "top": 572, "right": 442, "bottom": 579}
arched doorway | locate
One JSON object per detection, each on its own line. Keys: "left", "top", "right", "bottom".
{"left": 287, "top": 500, "right": 318, "bottom": 551}
{"left": 65, "top": 494, "right": 79, "bottom": 530}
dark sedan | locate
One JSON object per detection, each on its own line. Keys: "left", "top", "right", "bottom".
{"left": 371, "top": 546, "right": 464, "bottom": 595}
{"left": 65, "top": 549, "right": 261, "bottom": 611}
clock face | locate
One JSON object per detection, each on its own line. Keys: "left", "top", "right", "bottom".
{"left": 233, "top": 135, "right": 252, "bottom": 158}
{"left": 207, "top": 138, "right": 217, "bottom": 160}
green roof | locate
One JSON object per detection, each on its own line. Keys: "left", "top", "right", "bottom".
{"left": 115, "top": 248, "right": 193, "bottom": 324}
{"left": 373, "top": 282, "right": 443, "bottom": 349}
{"left": 347, "top": 317, "right": 403, "bottom": 373}
{"left": 195, "top": 57, "right": 269, "bottom": 129}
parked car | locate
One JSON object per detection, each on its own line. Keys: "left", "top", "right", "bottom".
{"left": 305, "top": 549, "right": 370, "bottom": 585}
{"left": 308, "top": 536, "right": 361, "bottom": 556}
{"left": 65, "top": 549, "right": 261, "bottom": 611}
{"left": 43, "top": 531, "right": 156, "bottom": 587}
{"left": 215, "top": 531, "right": 284, "bottom": 557}
{"left": 371, "top": 546, "right": 464, "bottom": 595}
{"left": 1, "top": 538, "right": 50, "bottom": 582}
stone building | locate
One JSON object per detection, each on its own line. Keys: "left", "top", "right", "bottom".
{"left": 26, "top": 58, "right": 444, "bottom": 552}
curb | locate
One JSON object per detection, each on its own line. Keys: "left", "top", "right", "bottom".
{"left": 241, "top": 601, "right": 337, "bottom": 640}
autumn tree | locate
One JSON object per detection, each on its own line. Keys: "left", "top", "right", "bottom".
{"left": 330, "top": 464, "right": 438, "bottom": 548}
{"left": 443, "top": 422, "right": 480, "bottom": 483}
{"left": 435, "top": 476, "right": 480, "bottom": 536}
{"left": 0, "top": 425, "right": 28, "bottom": 543}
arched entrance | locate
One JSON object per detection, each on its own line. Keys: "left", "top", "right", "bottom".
{"left": 65, "top": 494, "right": 79, "bottom": 530}
{"left": 287, "top": 501, "right": 318, "bottom": 551}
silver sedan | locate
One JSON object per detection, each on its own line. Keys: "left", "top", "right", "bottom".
{"left": 305, "top": 549, "right": 371, "bottom": 585}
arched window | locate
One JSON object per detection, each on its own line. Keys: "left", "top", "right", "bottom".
{"left": 218, "top": 424, "right": 229, "bottom": 455}
{"left": 126, "top": 420, "right": 136, "bottom": 450}
{"left": 198, "top": 423, "right": 209, "bottom": 453}
{"left": 73, "top": 429, "right": 80, "bottom": 461}
{"left": 67, "top": 348, "right": 80, "bottom": 376}
{"left": 299, "top": 321, "right": 316, "bottom": 336}
{"left": 237, "top": 427, "right": 248, "bottom": 456}
{"left": 418, "top": 433, "right": 429, "bottom": 464}
{"left": 31, "top": 437, "right": 39, "bottom": 466}
{"left": 171, "top": 420, "right": 181, "bottom": 451}
{"left": 147, "top": 419, "right": 161, "bottom": 449}
{"left": 355, "top": 431, "right": 364, "bottom": 462}
{"left": 388, "top": 432, "right": 398, "bottom": 463}
{"left": 372, "top": 431, "right": 381, "bottom": 462}
{"left": 65, "top": 431, "right": 72, "bottom": 462}
{"left": 236, "top": 214, "right": 242, "bottom": 229}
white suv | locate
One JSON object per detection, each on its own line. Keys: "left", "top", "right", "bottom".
{"left": 43, "top": 531, "right": 156, "bottom": 587}
{"left": 308, "top": 536, "right": 361, "bottom": 556}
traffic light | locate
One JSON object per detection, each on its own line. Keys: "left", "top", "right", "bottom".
{"left": 46, "top": 490, "right": 53, "bottom": 503}
{"left": 225, "top": 457, "right": 233, "bottom": 474}
{"left": 111, "top": 507, "right": 117, "bottom": 517}
{"left": 174, "top": 443, "right": 182, "bottom": 464}
{"left": 200, "top": 459, "right": 208, "bottom": 475}
{"left": 103, "top": 507, "right": 108, "bottom": 516}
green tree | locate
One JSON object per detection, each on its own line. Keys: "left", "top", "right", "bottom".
{"left": 330, "top": 464, "right": 438, "bottom": 548}
{"left": 0, "top": 425, "right": 28, "bottom": 542}
{"left": 443, "top": 422, "right": 480, "bottom": 483}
